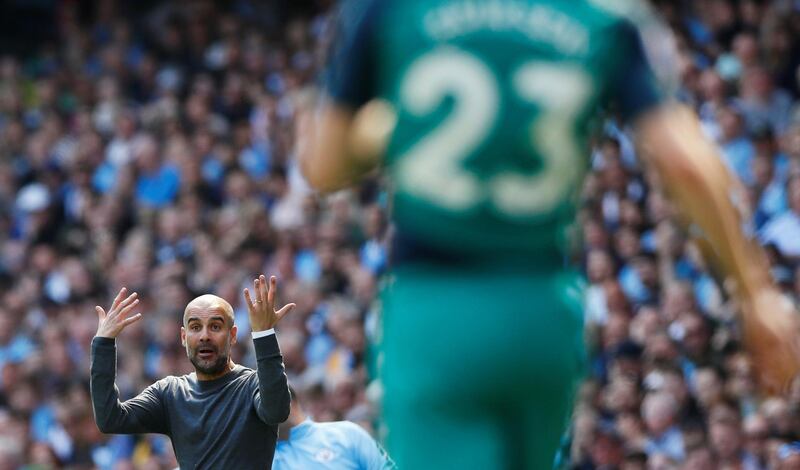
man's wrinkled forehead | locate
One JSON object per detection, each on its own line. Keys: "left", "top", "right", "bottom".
{"left": 183, "top": 295, "right": 234, "bottom": 326}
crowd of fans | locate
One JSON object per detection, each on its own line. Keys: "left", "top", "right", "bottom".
{"left": 1, "top": 0, "right": 800, "bottom": 469}
{"left": 573, "top": 1, "right": 800, "bottom": 469}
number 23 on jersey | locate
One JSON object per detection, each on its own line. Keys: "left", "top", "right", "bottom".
{"left": 395, "top": 46, "right": 593, "bottom": 218}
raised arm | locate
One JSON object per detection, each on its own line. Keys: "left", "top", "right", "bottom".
{"left": 635, "top": 104, "right": 800, "bottom": 393}
{"left": 90, "top": 288, "right": 168, "bottom": 434}
{"left": 243, "top": 275, "right": 295, "bottom": 424}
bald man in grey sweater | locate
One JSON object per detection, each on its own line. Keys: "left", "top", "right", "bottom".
{"left": 90, "top": 275, "right": 295, "bottom": 469}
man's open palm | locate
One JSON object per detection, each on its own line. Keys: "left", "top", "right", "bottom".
{"left": 95, "top": 287, "right": 143, "bottom": 338}
{"left": 244, "top": 275, "right": 295, "bottom": 332}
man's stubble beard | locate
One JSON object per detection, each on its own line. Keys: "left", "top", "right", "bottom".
{"left": 188, "top": 344, "right": 231, "bottom": 376}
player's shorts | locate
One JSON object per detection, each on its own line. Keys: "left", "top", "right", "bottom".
{"left": 380, "top": 261, "right": 586, "bottom": 470}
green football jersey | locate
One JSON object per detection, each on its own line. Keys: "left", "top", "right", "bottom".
{"left": 324, "top": 0, "right": 670, "bottom": 263}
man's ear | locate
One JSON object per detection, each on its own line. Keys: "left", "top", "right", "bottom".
{"left": 180, "top": 326, "right": 186, "bottom": 347}
{"left": 230, "top": 325, "right": 238, "bottom": 345}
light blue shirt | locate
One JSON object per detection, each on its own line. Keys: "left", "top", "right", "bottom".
{"left": 722, "top": 137, "right": 755, "bottom": 186}
{"left": 644, "top": 425, "right": 685, "bottom": 462}
{"left": 273, "top": 419, "right": 393, "bottom": 470}
{"left": 760, "top": 211, "right": 800, "bottom": 257}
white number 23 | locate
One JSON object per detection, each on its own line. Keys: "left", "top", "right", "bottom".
{"left": 396, "top": 47, "right": 592, "bottom": 217}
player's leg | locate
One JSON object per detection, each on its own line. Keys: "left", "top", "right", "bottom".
{"left": 532, "top": 277, "right": 585, "bottom": 470}
{"left": 507, "top": 379, "right": 580, "bottom": 470}
{"left": 380, "top": 263, "right": 585, "bottom": 469}
{"left": 381, "top": 263, "right": 506, "bottom": 468}
{"left": 384, "top": 390, "right": 504, "bottom": 470}
{"left": 499, "top": 271, "right": 586, "bottom": 469}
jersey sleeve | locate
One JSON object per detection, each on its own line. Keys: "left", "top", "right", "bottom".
{"left": 322, "top": 0, "right": 381, "bottom": 108}
{"left": 607, "top": 18, "right": 671, "bottom": 122}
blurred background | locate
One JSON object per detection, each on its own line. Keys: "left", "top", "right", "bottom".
{"left": 1, "top": 0, "right": 800, "bottom": 469}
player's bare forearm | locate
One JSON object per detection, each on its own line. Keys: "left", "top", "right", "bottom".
{"left": 636, "top": 103, "right": 800, "bottom": 392}
{"left": 297, "top": 97, "right": 395, "bottom": 193}
{"left": 636, "top": 104, "right": 769, "bottom": 297}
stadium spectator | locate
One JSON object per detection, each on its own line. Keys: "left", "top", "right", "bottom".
{"left": 760, "top": 175, "right": 800, "bottom": 259}
{"left": 642, "top": 392, "right": 686, "bottom": 462}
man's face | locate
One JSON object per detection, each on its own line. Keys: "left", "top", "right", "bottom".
{"left": 589, "top": 433, "right": 622, "bottom": 466}
{"left": 181, "top": 306, "right": 237, "bottom": 376}
{"left": 711, "top": 422, "right": 742, "bottom": 461}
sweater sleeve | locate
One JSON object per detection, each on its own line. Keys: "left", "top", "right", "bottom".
{"left": 90, "top": 337, "right": 170, "bottom": 435}
{"left": 251, "top": 334, "right": 291, "bottom": 424}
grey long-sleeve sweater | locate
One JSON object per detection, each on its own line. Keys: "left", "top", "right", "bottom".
{"left": 90, "top": 335, "right": 290, "bottom": 469}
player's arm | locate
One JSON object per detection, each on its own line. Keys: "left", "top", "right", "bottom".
{"left": 243, "top": 275, "right": 295, "bottom": 424}
{"left": 296, "top": 0, "right": 393, "bottom": 193}
{"left": 607, "top": 11, "right": 800, "bottom": 393}
{"left": 634, "top": 104, "right": 800, "bottom": 393}
{"left": 91, "top": 288, "right": 168, "bottom": 434}
{"left": 297, "top": 97, "right": 395, "bottom": 193}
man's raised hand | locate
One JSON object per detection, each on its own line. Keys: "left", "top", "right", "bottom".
{"left": 243, "top": 275, "right": 296, "bottom": 332}
{"left": 95, "top": 287, "right": 143, "bottom": 339}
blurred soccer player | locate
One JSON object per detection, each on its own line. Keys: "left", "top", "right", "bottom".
{"left": 298, "top": 1, "right": 800, "bottom": 468}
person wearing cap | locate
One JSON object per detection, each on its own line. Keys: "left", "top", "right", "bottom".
{"left": 272, "top": 385, "right": 394, "bottom": 470}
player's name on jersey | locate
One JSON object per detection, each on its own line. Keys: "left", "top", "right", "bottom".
{"left": 423, "top": 2, "right": 589, "bottom": 56}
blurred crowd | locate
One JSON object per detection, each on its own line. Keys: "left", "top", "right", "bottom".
{"left": 2, "top": 0, "right": 800, "bottom": 469}
{"left": 573, "top": 1, "right": 800, "bottom": 469}
{"left": 0, "top": 1, "right": 384, "bottom": 468}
